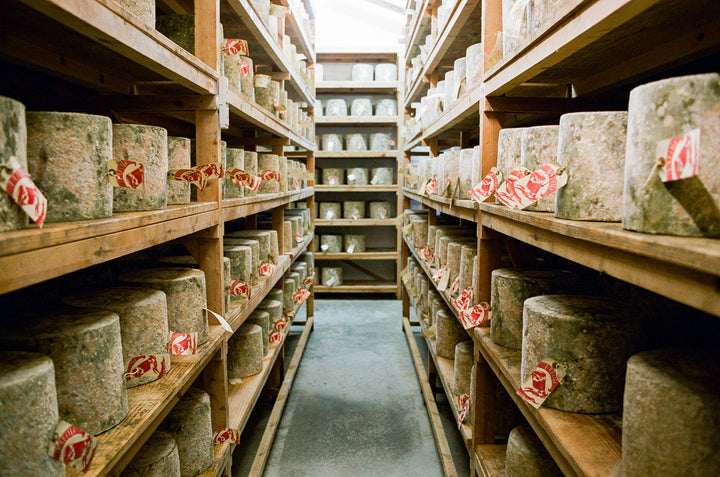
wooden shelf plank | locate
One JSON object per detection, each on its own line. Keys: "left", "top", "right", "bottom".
{"left": 315, "top": 151, "right": 399, "bottom": 158}
{"left": 315, "top": 116, "right": 399, "bottom": 126}
{"left": 314, "top": 282, "right": 397, "bottom": 293}
{"left": 226, "top": 233, "right": 313, "bottom": 331}
{"left": 277, "top": 0, "right": 316, "bottom": 64}
{"left": 228, "top": 89, "right": 315, "bottom": 151}
{"left": 479, "top": 204, "right": 720, "bottom": 317}
{"left": 315, "top": 218, "right": 399, "bottom": 227}
{"left": 314, "top": 185, "right": 397, "bottom": 192}
{"left": 475, "top": 445, "right": 507, "bottom": 477}
{"left": 474, "top": 327, "right": 622, "bottom": 477}
{"left": 404, "top": 189, "right": 479, "bottom": 222}
{"left": 67, "top": 326, "right": 226, "bottom": 477}
{"left": 405, "top": 84, "right": 483, "bottom": 151}
{"left": 403, "top": 0, "right": 432, "bottom": 64}
{"left": 14, "top": 0, "right": 218, "bottom": 95}
{"left": 316, "top": 81, "right": 400, "bottom": 93}
{"left": 314, "top": 250, "right": 398, "bottom": 260}
{"left": 0, "top": 205, "right": 220, "bottom": 295}
{"left": 222, "top": 188, "right": 314, "bottom": 222}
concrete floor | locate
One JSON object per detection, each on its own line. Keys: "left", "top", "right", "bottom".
{"left": 232, "top": 298, "right": 470, "bottom": 477}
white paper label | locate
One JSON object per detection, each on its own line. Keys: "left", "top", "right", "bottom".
{"left": 517, "top": 359, "right": 566, "bottom": 409}
{"left": 656, "top": 128, "right": 700, "bottom": 182}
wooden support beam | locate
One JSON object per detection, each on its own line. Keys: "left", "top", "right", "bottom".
{"left": 341, "top": 260, "right": 389, "bottom": 282}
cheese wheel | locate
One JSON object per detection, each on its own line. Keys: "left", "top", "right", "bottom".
{"left": 228, "top": 323, "right": 264, "bottom": 380}
{"left": 238, "top": 56, "right": 255, "bottom": 101}
{"left": 112, "top": 123, "right": 168, "bottom": 212}
{"left": 375, "top": 99, "right": 397, "bottom": 116}
{"left": 621, "top": 348, "right": 720, "bottom": 476}
{"left": 257, "top": 153, "right": 280, "bottom": 194}
{"left": 343, "top": 200, "right": 365, "bottom": 219}
{"left": 292, "top": 262, "right": 308, "bottom": 283}
{"left": 227, "top": 230, "right": 273, "bottom": 263}
{"left": 0, "top": 96, "right": 29, "bottom": 231}
{"left": 243, "top": 151, "right": 258, "bottom": 197}
{"left": 26, "top": 112, "right": 113, "bottom": 222}
{"left": 223, "top": 237, "right": 259, "bottom": 286}
{"left": 344, "top": 234, "right": 366, "bottom": 253}
{"left": 1, "top": 309, "right": 127, "bottom": 434}
{"left": 167, "top": 136, "right": 191, "bottom": 205}
{"left": 346, "top": 134, "right": 367, "bottom": 151}
{"left": 505, "top": 425, "right": 562, "bottom": 477}
{"left": 490, "top": 269, "right": 577, "bottom": 349}
{"left": 459, "top": 245, "right": 476, "bottom": 292}
{"left": 521, "top": 126, "right": 559, "bottom": 212}
{"left": 123, "top": 431, "right": 181, "bottom": 477}
{"left": 370, "top": 133, "right": 394, "bottom": 151}
{"left": 453, "top": 341, "right": 473, "bottom": 395}
{"left": 321, "top": 134, "right": 343, "bottom": 151}
{"left": 299, "top": 251, "right": 314, "bottom": 273}
{"left": 454, "top": 57, "right": 467, "bottom": 96}
{"left": 347, "top": 168, "right": 369, "bottom": 185}
{"left": 521, "top": 295, "right": 644, "bottom": 412}
{"left": 351, "top": 64, "right": 374, "bottom": 81}
{"left": 119, "top": 268, "right": 209, "bottom": 345}
{"left": 320, "top": 234, "right": 342, "bottom": 253}
{"left": 322, "top": 267, "right": 343, "bottom": 286}
{"left": 370, "top": 167, "right": 394, "bottom": 185}
{"left": 322, "top": 168, "right": 344, "bottom": 185}
{"left": 224, "top": 147, "right": 245, "bottom": 199}
{"left": 624, "top": 73, "right": 720, "bottom": 237}
{"left": 412, "top": 216, "right": 429, "bottom": 249}
{"left": 556, "top": 112, "right": 628, "bottom": 221}
{"left": 436, "top": 310, "right": 467, "bottom": 359}
{"left": 246, "top": 310, "right": 271, "bottom": 356}
{"left": 267, "top": 288, "right": 284, "bottom": 306}
{"left": 351, "top": 98, "right": 372, "bottom": 117}
{"left": 369, "top": 201, "right": 392, "bottom": 219}
{"left": 160, "top": 387, "right": 213, "bottom": 477}
{"left": 283, "top": 278, "right": 296, "bottom": 311}
{"left": 156, "top": 14, "right": 194, "bottom": 53}
{"left": 0, "top": 352, "right": 64, "bottom": 476}
{"left": 325, "top": 99, "right": 348, "bottom": 117}
{"left": 224, "top": 245, "right": 253, "bottom": 286}
{"left": 447, "top": 241, "right": 475, "bottom": 283}
{"left": 496, "top": 128, "right": 525, "bottom": 204}
{"left": 466, "top": 43, "right": 483, "bottom": 89}
{"left": 63, "top": 286, "right": 169, "bottom": 387}
{"left": 319, "top": 202, "right": 341, "bottom": 220}
{"left": 282, "top": 220, "right": 292, "bottom": 251}
{"left": 279, "top": 155, "right": 288, "bottom": 192}
{"left": 257, "top": 299, "right": 282, "bottom": 328}
{"left": 375, "top": 63, "right": 397, "bottom": 81}
{"left": 437, "top": 234, "right": 475, "bottom": 268}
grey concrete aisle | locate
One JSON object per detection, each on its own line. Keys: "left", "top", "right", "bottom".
{"left": 258, "top": 298, "right": 443, "bottom": 477}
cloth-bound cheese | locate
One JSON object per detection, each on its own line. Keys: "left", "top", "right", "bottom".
{"left": 63, "top": 286, "right": 169, "bottom": 388}
{"left": 623, "top": 73, "right": 720, "bottom": 237}
{"left": 167, "top": 136, "right": 191, "bottom": 205}
{"left": 521, "top": 126, "right": 559, "bottom": 212}
{"left": 123, "top": 431, "right": 181, "bottom": 477}
{"left": 453, "top": 341, "right": 473, "bottom": 395}
{"left": 229, "top": 323, "right": 264, "bottom": 379}
{"left": 505, "top": 425, "right": 562, "bottom": 477}
{"left": 27, "top": 111, "right": 113, "bottom": 222}
{"left": 120, "top": 267, "right": 209, "bottom": 345}
{"left": 0, "top": 309, "right": 128, "bottom": 435}
{"left": 322, "top": 267, "right": 343, "bottom": 286}
{"left": 118, "top": 0, "right": 156, "bottom": 27}
{"left": 0, "top": 96, "right": 29, "bottom": 231}
{"left": 160, "top": 387, "right": 213, "bottom": 477}
{"left": 556, "top": 112, "right": 628, "bottom": 221}
{"left": 223, "top": 237, "right": 259, "bottom": 286}
{"left": 246, "top": 310, "right": 271, "bottom": 356}
{"left": 0, "top": 352, "right": 64, "bottom": 476}
{"left": 436, "top": 309, "right": 467, "bottom": 359}
{"left": 522, "top": 295, "right": 645, "bottom": 412}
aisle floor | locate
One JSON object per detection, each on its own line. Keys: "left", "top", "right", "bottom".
{"left": 233, "top": 298, "right": 469, "bottom": 477}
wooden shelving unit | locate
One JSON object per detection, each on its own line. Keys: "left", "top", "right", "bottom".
{"left": 314, "top": 51, "right": 404, "bottom": 297}
{"left": 400, "top": 0, "right": 720, "bottom": 476}
{"left": 0, "top": 1, "right": 316, "bottom": 475}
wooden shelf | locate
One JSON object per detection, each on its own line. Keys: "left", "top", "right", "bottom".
{"left": 479, "top": 204, "right": 720, "bottom": 317}
{"left": 277, "top": 0, "right": 316, "bottom": 65}
{"left": 315, "top": 185, "right": 397, "bottom": 192}
{"left": 223, "top": 0, "right": 314, "bottom": 104}
{"left": 404, "top": 84, "right": 483, "bottom": 151}
{"left": 483, "top": 0, "right": 720, "bottom": 97}
{"left": 474, "top": 445, "right": 507, "bottom": 477}
{"left": 316, "top": 81, "right": 400, "bottom": 93}
{"left": 68, "top": 326, "right": 226, "bottom": 476}
{"left": 223, "top": 188, "right": 314, "bottom": 222}
{"left": 314, "top": 250, "right": 398, "bottom": 260}
{"left": 227, "top": 89, "right": 315, "bottom": 150}
{"left": 315, "top": 218, "right": 399, "bottom": 227}
{"left": 314, "top": 281, "right": 398, "bottom": 293}
{"left": 1, "top": 0, "right": 218, "bottom": 96}
{"left": 474, "top": 327, "right": 622, "bottom": 477}
{"left": 403, "top": 0, "right": 432, "bottom": 64}
{"left": 315, "top": 116, "right": 399, "bottom": 125}
{"left": 404, "top": 189, "right": 479, "bottom": 222}
{"left": 404, "top": 0, "right": 482, "bottom": 108}
{"left": 226, "top": 232, "right": 313, "bottom": 330}
{"left": 0, "top": 203, "right": 219, "bottom": 295}
{"left": 315, "top": 150, "right": 399, "bottom": 158}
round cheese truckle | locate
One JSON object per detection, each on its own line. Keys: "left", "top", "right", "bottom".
{"left": 620, "top": 348, "right": 720, "bottom": 476}
{"left": 228, "top": 323, "right": 264, "bottom": 378}
{"left": 122, "top": 431, "right": 181, "bottom": 477}
{"left": 521, "top": 125, "right": 559, "bottom": 212}
{"left": 453, "top": 340, "right": 473, "bottom": 396}
{"left": 167, "top": 136, "right": 191, "bottom": 205}
{"left": 521, "top": 295, "right": 644, "bottom": 413}
{"left": 0, "top": 96, "right": 29, "bottom": 231}
{"left": 0, "top": 309, "right": 128, "bottom": 435}
{"left": 246, "top": 309, "right": 271, "bottom": 356}
{"left": 0, "top": 352, "right": 65, "bottom": 476}
{"left": 556, "top": 111, "right": 628, "bottom": 221}
{"left": 120, "top": 267, "right": 209, "bottom": 345}
{"left": 160, "top": 387, "right": 213, "bottom": 477}
{"left": 505, "top": 424, "right": 562, "bottom": 477}
{"left": 623, "top": 73, "right": 720, "bottom": 237}
{"left": 436, "top": 309, "right": 467, "bottom": 359}
{"left": 63, "top": 286, "right": 169, "bottom": 388}
{"left": 27, "top": 111, "right": 113, "bottom": 222}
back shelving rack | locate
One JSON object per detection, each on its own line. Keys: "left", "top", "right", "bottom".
{"left": 313, "top": 51, "right": 405, "bottom": 297}
{"left": 400, "top": 0, "right": 720, "bottom": 476}
{"left": 0, "top": 1, "right": 316, "bottom": 476}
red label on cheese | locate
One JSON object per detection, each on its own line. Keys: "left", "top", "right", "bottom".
{"left": 424, "top": 176, "right": 437, "bottom": 195}
{"left": 512, "top": 163, "right": 567, "bottom": 209}
{"left": 239, "top": 61, "right": 250, "bottom": 76}
{"left": 380, "top": 209, "right": 387, "bottom": 219}
{"left": 227, "top": 168, "right": 261, "bottom": 191}
{"left": 453, "top": 287, "right": 473, "bottom": 312}
{"left": 459, "top": 302, "right": 490, "bottom": 329}
{"left": 1, "top": 157, "right": 47, "bottom": 226}
{"left": 293, "top": 288, "right": 311, "bottom": 303}
{"left": 197, "top": 163, "right": 224, "bottom": 180}
{"left": 224, "top": 39, "right": 249, "bottom": 56}
{"left": 470, "top": 168, "right": 502, "bottom": 203}
{"left": 269, "top": 330, "right": 284, "bottom": 345}
{"left": 259, "top": 261, "right": 276, "bottom": 277}
{"left": 517, "top": 359, "right": 566, "bottom": 409}
{"left": 169, "top": 332, "right": 197, "bottom": 355}
{"left": 169, "top": 168, "right": 207, "bottom": 190}
{"left": 124, "top": 354, "right": 170, "bottom": 383}
{"left": 457, "top": 393, "right": 469, "bottom": 427}
{"left": 213, "top": 428, "right": 240, "bottom": 445}
{"left": 658, "top": 128, "right": 700, "bottom": 182}
{"left": 295, "top": 233, "right": 303, "bottom": 243}
{"left": 108, "top": 159, "right": 145, "bottom": 190}
{"left": 229, "top": 280, "right": 251, "bottom": 299}
{"left": 260, "top": 170, "right": 281, "bottom": 182}
{"left": 49, "top": 421, "right": 98, "bottom": 472}
{"left": 274, "top": 319, "right": 288, "bottom": 331}
{"left": 302, "top": 277, "right": 314, "bottom": 288}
